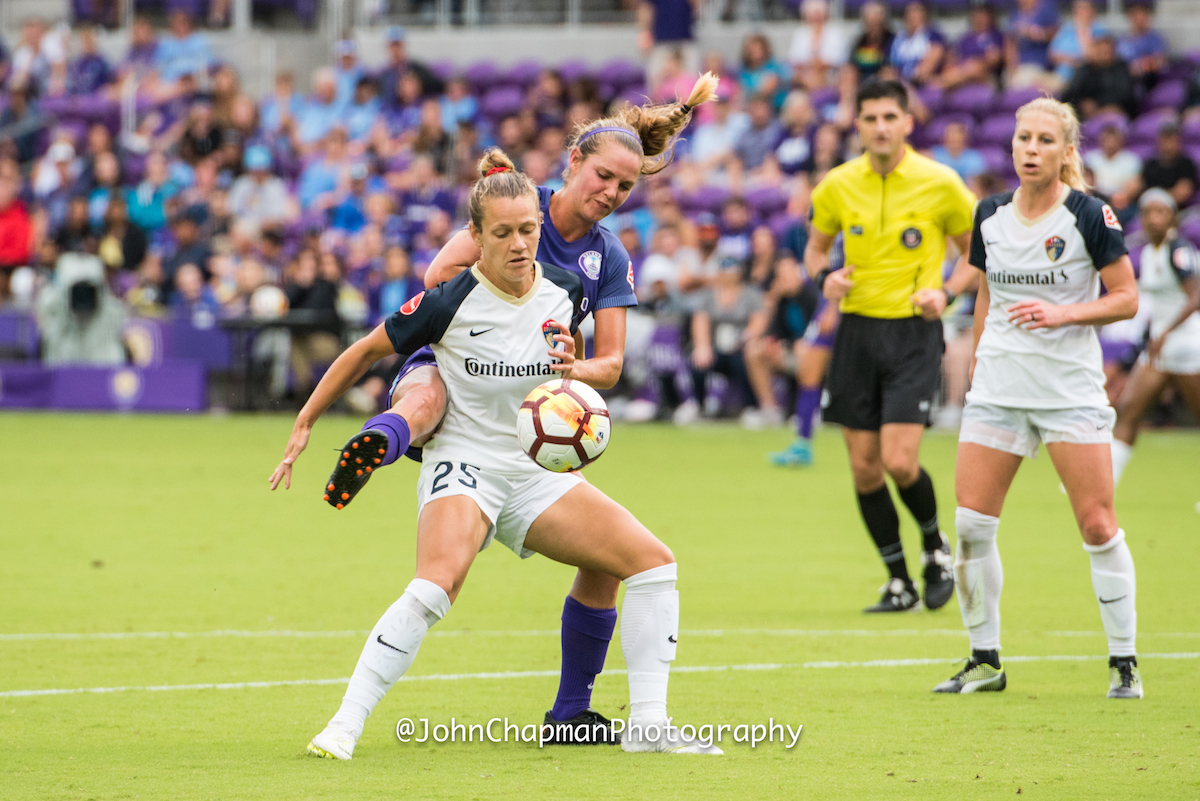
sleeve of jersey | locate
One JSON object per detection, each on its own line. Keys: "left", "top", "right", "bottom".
{"left": 968, "top": 201, "right": 991, "bottom": 272}
{"left": 596, "top": 236, "right": 638, "bottom": 310}
{"left": 382, "top": 284, "right": 461, "bottom": 355}
{"left": 1078, "top": 200, "right": 1129, "bottom": 270}
{"left": 1169, "top": 240, "right": 1199, "bottom": 282}
{"left": 809, "top": 178, "right": 840, "bottom": 236}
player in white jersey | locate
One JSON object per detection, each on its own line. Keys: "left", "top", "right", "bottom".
{"left": 1110, "top": 188, "right": 1200, "bottom": 488}
{"left": 932, "top": 98, "right": 1144, "bottom": 699}
{"left": 269, "top": 152, "right": 722, "bottom": 759}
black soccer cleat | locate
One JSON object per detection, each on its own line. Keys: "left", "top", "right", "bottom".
{"left": 1107, "top": 656, "right": 1143, "bottom": 699}
{"left": 323, "top": 429, "right": 389, "bottom": 510}
{"left": 933, "top": 652, "right": 1006, "bottom": 694}
{"left": 921, "top": 534, "right": 955, "bottom": 611}
{"left": 863, "top": 577, "right": 920, "bottom": 613}
{"left": 541, "top": 709, "right": 622, "bottom": 745}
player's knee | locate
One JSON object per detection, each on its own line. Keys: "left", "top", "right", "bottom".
{"left": 633, "top": 541, "right": 675, "bottom": 575}
{"left": 1078, "top": 507, "right": 1118, "bottom": 547}
{"left": 882, "top": 452, "right": 919, "bottom": 485}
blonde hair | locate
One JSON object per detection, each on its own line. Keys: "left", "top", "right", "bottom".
{"left": 563, "top": 72, "right": 721, "bottom": 180}
{"left": 467, "top": 149, "right": 539, "bottom": 231}
{"left": 1015, "top": 97, "right": 1089, "bottom": 192}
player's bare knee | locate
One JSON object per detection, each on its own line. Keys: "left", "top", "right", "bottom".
{"left": 882, "top": 452, "right": 919, "bottom": 486}
{"left": 1078, "top": 508, "right": 1118, "bottom": 546}
{"left": 630, "top": 541, "right": 675, "bottom": 576}
{"left": 849, "top": 458, "right": 886, "bottom": 493}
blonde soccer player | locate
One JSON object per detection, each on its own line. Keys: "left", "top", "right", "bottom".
{"left": 934, "top": 98, "right": 1142, "bottom": 698}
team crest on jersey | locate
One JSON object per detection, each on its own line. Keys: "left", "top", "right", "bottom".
{"left": 1102, "top": 204, "right": 1122, "bottom": 231}
{"left": 579, "top": 250, "right": 602, "bottom": 280}
{"left": 542, "top": 320, "right": 564, "bottom": 349}
{"left": 901, "top": 227, "right": 922, "bottom": 249}
{"left": 401, "top": 291, "right": 425, "bottom": 315}
{"left": 1174, "top": 246, "right": 1196, "bottom": 272}
{"left": 1044, "top": 235, "right": 1066, "bottom": 262}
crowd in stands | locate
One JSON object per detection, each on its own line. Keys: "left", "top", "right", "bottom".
{"left": 1, "top": 1, "right": 1198, "bottom": 420}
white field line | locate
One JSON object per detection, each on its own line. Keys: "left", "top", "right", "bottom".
{"left": 2, "top": 652, "right": 1197, "bottom": 699}
{"left": 3, "top": 628, "right": 1200, "bottom": 642}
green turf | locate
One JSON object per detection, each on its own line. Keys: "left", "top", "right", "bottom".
{"left": 1, "top": 412, "right": 1198, "bottom": 800}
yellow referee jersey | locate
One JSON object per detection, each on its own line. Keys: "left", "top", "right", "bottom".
{"left": 810, "top": 147, "right": 976, "bottom": 319}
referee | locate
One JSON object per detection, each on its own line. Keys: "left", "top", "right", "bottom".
{"left": 805, "top": 80, "right": 977, "bottom": 613}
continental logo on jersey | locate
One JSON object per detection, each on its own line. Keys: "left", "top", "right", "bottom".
{"left": 1102, "top": 204, "right": 1122, "bottom": 231}
{"left": 401, "top": 291, "right": 425, "bottom": 315}
{"left": 901, "top": 227, "right": 922, "bottom": 249}
{"left": 1045, "top": 236, "right": 1065, "bottom": 262}
{"left": 579, "top": 250, "right": 602, "bottom": 280}
{"left": 464, "top": 358, "right": 557, "bottom": 377}
{"left": 989, "top": 269, "right": 1068, "bottom": 285}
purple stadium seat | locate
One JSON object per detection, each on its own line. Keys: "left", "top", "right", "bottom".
{"left": 558, "top": 60, "right": 591, "bottom": 85}
{"left": 944, "top": 85, "right": 996, "bottom": 118}
{"left": 464, "top": 61, "right": 502, "bottom": 94}
{"left": 596, "top": 59, "right": 644, "bottom": 91}
{"left": 921, "top": 112, "right": 976, "bottom": 147}
{"left": 616, "top": 86, "right": 650, "bottom": 107}
{"left": 768, "top": 213, "right": 799, "bottom": 242}
{"left": 744, "top": 186, "right": 789, "bottom": 217}
{"left": 1184, "top": 115, "right": 1200, "bottom": 143}
{"left": 1130, "top": 109, "right": 1178, "bottom": 143}
{"left": 428, "top": 60, "right": 456, "bottom": 84}
{"left": 505, "top": 60, "right": 543, "bottom": 90}
{"left": 1082, "top": 111, "right": 1129, "bottom": 144}
{"left": 1144, "top": 80, "right": 1187, "bottom": 112}
{"left": 481, "top": 86, "right": 525, "bottom": 119}
{"left": 679, "top": 186, "right": 729, "bottom": 214}
{"left": 976, "top": 114, "right": 1017, "bottom": 147}
{"left": 994, "top": 86, "right": 1043, "bottom": 114}
{"left": 978, "top": 146, "right": 1010, "bottom": 174}
{"left": 929, "top": 0, "right": 972, "bottom": 12}
{"left": 916, "top": 86, "right": 944, "bottom": 116}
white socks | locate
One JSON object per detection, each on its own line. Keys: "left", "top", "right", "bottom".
{"left": 1084, "top": 530, "right": 1138, "bottom": 657}
{"left": 329, "top": 578, "right": 451, "bottom": 739}
{"left": 1110, "top": 440, "right": 1133, "bottom": 489}
{"left": 620, "top": 563, "right": 679, "bottom": 728}
{"left": 954, "top": 507, "right": 1003, "bottom": 652}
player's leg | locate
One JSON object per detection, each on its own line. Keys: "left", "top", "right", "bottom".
{"left": 324, "top": 357, "right": 447, "bottom": 509}
{"left": 1045, "top": 433, "right": 1141, "bottom": 699}
{"left": 523, "top": 482, "right": 721, "bottom": 754}
{"left": 309, "top": 494, "right": 490, "bottom": 759}
{"left": 932, "top": 439, "right": 1022, "bottom": 693}
{"left": 1111, "top": 360, "right": 1170, "bottom": 488}
{"left": 771, "top": 340, "right": 829, "bottom": 466}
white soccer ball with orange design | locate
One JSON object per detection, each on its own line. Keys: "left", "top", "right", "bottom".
{"left": 517, "top": 379, "right": 611, "bottom": 472}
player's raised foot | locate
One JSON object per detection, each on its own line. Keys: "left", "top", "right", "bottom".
{"left": 621, "top": 719, "right": 723, "bottom": 755}
{"left": 323, "top": 429, "right": 389, "bottom": 510}
{"left": 769, "top": 438, "right": 813, "bottom": 467}
{"left": 307, "top": 725, "right": 358, "bottom": 760}
{"left": 1107, "top": 656, "right": 1143, "bottom": 699}
{"left": 921, "top": 534, "right": 955, "bottom": 610}
{"left": 933, "top": 651, "right": 1006, "bottom": 694}
{"left": 541, "top": 708, "right": 622, "bottom": 745}
{"left": 863, "top": 577, "right": 920, "bottom": 613}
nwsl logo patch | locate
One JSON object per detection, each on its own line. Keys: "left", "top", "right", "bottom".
{"left": 579, "top": 250, "right": 602, "bottom": 280}
{"left": 901, "top": 227, "right": 922, "bottom": 249}
{"left": 542, "top": 320, "right": 564, "bottom": 349}
{"left": 1044, "top": 236, "right": 1065, "bottom": 262}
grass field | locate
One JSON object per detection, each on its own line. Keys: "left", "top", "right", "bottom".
{"left": 1, "top": 412, "right": 1198, "bottom": 800}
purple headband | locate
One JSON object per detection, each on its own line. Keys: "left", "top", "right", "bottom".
{"left": 577, "top": 126, "right": 641, "bottom": 148}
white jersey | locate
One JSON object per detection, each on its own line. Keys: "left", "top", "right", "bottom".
{"left": 384, "top": 261, "right": 584, "bottom": 476}
{"left": 968, "top": 188, "right": 1128, "bottom": 409}
{"left": 1137, "top": 235, "right": 1200, "bottom": 341}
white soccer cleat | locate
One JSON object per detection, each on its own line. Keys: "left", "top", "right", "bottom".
{"left": 621, "top": 719, "right": 724, "bottom": 755}
{"left": 307, "top": 725, "right": 358, "bottom": 760}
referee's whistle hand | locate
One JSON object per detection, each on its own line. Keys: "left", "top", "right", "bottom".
{"left": 824, "top": 265, "right": 855, "bottom": 301}
{"left": 911, "top": 288, "right": 947, "bottom": 320}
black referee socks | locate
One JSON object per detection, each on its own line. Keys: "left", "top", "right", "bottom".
{"left": 856, "top": 486, "right": 908, "bottom": 582}
{"left": 897, "top": 468, "right": 943, "bottom": 552}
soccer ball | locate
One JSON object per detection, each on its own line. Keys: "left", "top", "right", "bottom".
{"left": 517, "top": 379, "right": 611, "bottom": 472}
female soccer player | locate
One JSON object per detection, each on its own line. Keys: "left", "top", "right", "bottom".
{"left": 292, "top": 75, "right": 718, "bottom": 742}
{"left": 270, "top": 153, "right": 721, "bottom": 758}
{"left": 1110, "top": 188, "right": 1200, "bottom": 488}
{"left": 935, "top": 97, "right": 1142, "bottom": 698}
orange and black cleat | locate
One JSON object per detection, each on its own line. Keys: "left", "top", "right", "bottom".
{"left": 323, "top": 428, "right": 390, "bottom": 510}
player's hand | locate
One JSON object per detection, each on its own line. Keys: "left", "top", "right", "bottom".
{"left": 269, "top": 421, "right": 312, "bottom": 491}
{"left": 911, "top": 287, "right": 948, "bottom": 320}
{"left": 824, "top": 265, "right": 855, "bottom": 301}
{"left": 1007, "top": 299, "right": 1070, "bottom": 330}
{"left": 548, "top": 328, "right": 576, "bottom": 379}
{"left": 692, "top": 344, "right": 715, "bottom": 370}
{"left": 1147, "top": 335, "right": 1166, "bottom": 363}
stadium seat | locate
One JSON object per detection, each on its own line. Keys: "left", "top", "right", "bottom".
{"left": 480, "top": 86, "right": 525, "bottom": 120}
{"left": 744, "top": 186, "right": 789, "bottom": 217}
{"left": 428, "top": 60, "right": 456, "bottom": 84}
{"left": 976, "top": 114, "right": 1017, "bottom": 147}
{"left": 503, "top": 60, "right": 543, "bottom": 90}
{"left": 1183, "top": 115, "right": 1200, "bottom": 143}
{"left": 464, "top": 61, "right": 502, "bottom": 94}
{"left": 679, "top": 186, "right": 729, "bottom": 214}
{"left": 1144, "top": 80, "right": 1187, "bottom": 112}
{"left": 1130, "top": 109, "right": 1178, "bottom": 143}
{"left": 596, "top": 59, "right": 645, "bottom": 92}
{"left": 994, "top": 86, "right": 1043, "bottom": 114}
{"left": 978, "top": 145, "right": 1011, "bottom": 174}
{"left": 944, "top": 85, "right": 997, "bottom": 118}
{"left": 920, "top": 112, "right": 976, "bottom": 147}
{"left": 557, "top": 60, "right": 592, "bottom": 86}
{"left": 767, "top": 212, "right": 799, "bottom": 242}
{"left": 916, "top": 86, "right": 944, "bottom": 116}
{"left": 1082, "top": 111, "right": 1130, "bottom": 144}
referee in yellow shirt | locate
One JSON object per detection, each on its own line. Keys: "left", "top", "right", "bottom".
{"left": 805, "top": 80, "right": 977, "bottom": 613}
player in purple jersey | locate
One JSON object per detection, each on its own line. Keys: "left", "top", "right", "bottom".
{"left": 271, "top": 73, "right": 719, "bottom": 743}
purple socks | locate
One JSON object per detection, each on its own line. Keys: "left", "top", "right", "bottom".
{"left": 796, "top": 386, "right": 821, "bottom": 440}
{"left": 363, "top": 412, "right": 411, "bottom": 467}
{"left": 550, "top": 596, "right": 618, "bottom": 722}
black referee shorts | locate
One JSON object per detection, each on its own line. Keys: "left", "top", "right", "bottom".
{"left": 822, "top": 313, "right": 944, "bottom": 430}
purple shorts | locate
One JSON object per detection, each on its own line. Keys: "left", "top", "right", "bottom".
{"left": 388, "top": 346, "right": 439, "bottom": 462}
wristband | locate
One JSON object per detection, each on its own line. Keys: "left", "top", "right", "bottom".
{"left": 815, "top": 268, "right": 832, "bottom": 291}
{"left": 942, "top": 288, "right": 957, "bottom": 306}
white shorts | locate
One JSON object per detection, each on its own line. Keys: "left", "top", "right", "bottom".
{"left": 1139, "top": 328, "right": 1200, "bottom": 375}
{"left": 416, "top": 460, "right": 583, "bottom": 558}
{"left": 959, "top": 400, "right": 1116, "bottom": 460}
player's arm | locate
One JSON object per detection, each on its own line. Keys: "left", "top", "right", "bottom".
{"left": 557, "top": 307, "right": 626, "bottom": 389}
{"left": 269, "top": 324, "right": 397, "bottom": 490}
{"left": 1010, "top": 255, "right": 1138, "bottom": 330}
{"left": 424, "top": 228, "right": 482, "bottom": 288}
{"left": 970, "top": 266, "right": 989, "bottom": 382}
{"left": 804, "top": 226, "right": 855, "bottom": 301}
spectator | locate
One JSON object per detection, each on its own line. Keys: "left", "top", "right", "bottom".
{"left": 685, "top": 89, "right": 749, "bottom": 183}
{"left": 736, "top": 95, "right": 784, "bottom": 173}
{"left": 210, "top": 64, "right": 242, "bottom": 129}
{"left": 802, "top": 121, "right": 844, "bottom": 184}
{"left": 162, "top": 206, "right": 212, "bottom": 293}
{"left": 0, "top": 85, "right": 42, "bottom": 164}
{"left": 931, "top": 120, "right": 986, "bottom": 184}
{"left": 528, "top": 69, "right": 567, "bottom": 129}
{"left": 330, "top": 163, "right": 375, "bottom": 233}
{"left": 376, "top": 26, "right": 441, "bottom": 105}
{"left": 639, "top": 0, "right": 700, "bottom": 89}
{"left": 261, "top": 71, "right": 302, "bottom": 135}
{"left": 55, "top": 195, "right": 94, "bottom": 254}
{"left": 228, "top": 145, "right": 295, "bottom": 231}
{"left": 651, "top": 47, "right": 700, "bottom": 107}
{"left": 343, "top": 77, "right": 382, "bottom": 144}
{"left": 86, "top": 151, "right": 122, "bottom": 228}
{"left": 1006, "top": 0, "right": 1060, "bottom": 90}
{"left": 297, "top": 128, "right": 350, "bottom": 212}
{"left": 118, "top": 15, "right": 158, "bottom": 86}
{"left": 154, "top": 11, "right": 214, "bottom": 86}
{"left": 1083, "top": 123, "right": 1141, "bottom": 220}
{"left": 0, "top": 30, "right": 9, "bottom": 88}
{"left": 96, "top": 195, "right": 147, "bottom": 276}
{"left": 639, "top": 224, "right": 699, "bottom": 295}
{"left": 333, "top": 39, "right": 364, "bottom": 107}
{"left": 739, "top": 33, "right": 788, "bottom": 110}
{"left": 285, "top": 249, "right": 342, "bottom": 398}
{"left": 399, "top": 155, "right": 457, "bottom": 241}
{"left": 889, "top": 1, "right": 946, "bottom": 86}
{"left": 362, "top": 191, "right": 406, "bottom": 248}
{"left": 676, "top": 212, "right": 721, "bottom": 293}
{"left": 848, "top": 1, "right": 895, "bottom": 84}
{"left": 66, "top": 25, "right": 112, "bottom": 97}
{"left": 376, "top": 245, "right": 422, "bottom": 322}
{"left": 1139, "top": 121, "right": 1198, "bottom": 209}
{"left": 1049, "top": 0, "right": 1104, "bottom": 86}
{"left": 10, "top": 17, "right": 66, "bottom": 97}
{"left": 295, "top": 68, "right": 345, "bottom": 150}
{"left": 125, "top": 151, "right": 178, "bottom": 234}
{"left": 788, "top": 0, "right": 848, "bottom": 91}
{"left": 177, "top": 102, "right": 223, "bottom": 164}
{"left": 439, "top": 76, "right": 477, "bottom": 135}
{"left": 745, "top": 224, "right": 780, "bottom": 290}
{"left": 1061, "top": 34, "right": 1137, "bottom": 120}
{"left": 940, "top": 4, "right": 1004, "bottom": 90}
{"left": 717, "top": 196, "right": 754, "bottom": 263}
{"left": 0, "top": 170, "right": 33, "bottom": 300}
{"left": 411, "top": 99, "right": 451, "bottom": 173}
{"left": 170, "top": 261, "right": 220, "bottom": 319}
{"left": 772, "top": 91, "right": 817, "bottom": 177}
{"left": 1118, "top": 2, "right": 1167, "bottom": 94}
{"left": 35, "top": 142, "right": 80, "bottom": 232}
